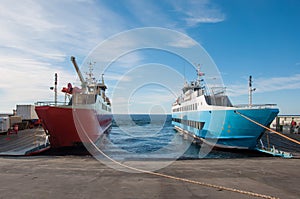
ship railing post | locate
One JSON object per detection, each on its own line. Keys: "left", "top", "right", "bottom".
{"left": 54, "top": 73, "right": 57, "bottom": 106}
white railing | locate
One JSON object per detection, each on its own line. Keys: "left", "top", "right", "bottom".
{"left": 35, "top": 101, "right": 68, "bottom": 106}
{"left": 234, "top": 104, "right": 277, "bottom": 109}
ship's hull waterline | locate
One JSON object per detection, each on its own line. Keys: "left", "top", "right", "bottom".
{"left": 172, "top": 107, "right": 279, "bottom": 149}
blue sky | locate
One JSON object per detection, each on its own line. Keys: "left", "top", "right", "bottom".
{"left": 0, "top": 0, "right": 299, "bottom": 114}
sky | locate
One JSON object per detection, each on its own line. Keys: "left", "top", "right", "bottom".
{"left": 0, "top": 0, "right": 299, "bottom": 115}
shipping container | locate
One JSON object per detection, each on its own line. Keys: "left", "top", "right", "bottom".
{"left": 0, "top": 117, "right": 10, "bottom": 133}
{"left": 16, "top": 105, "right": 38, "bottom": 120}
{"left": 9, "top": 116, "right": 22, "bottom": 127}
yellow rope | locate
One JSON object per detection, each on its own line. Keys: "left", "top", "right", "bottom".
{"left": 235, "top": 111, "right": 300, "bottom": 145}
{"left": 76, "top": 115, "right": 279, "bottom": 199}
{"left": 93, "top": 138, "right": 278, "bottom": 199}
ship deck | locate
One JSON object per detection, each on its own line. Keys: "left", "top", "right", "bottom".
{"left": 0, "top": 128, "right": 50, "bottom": 156}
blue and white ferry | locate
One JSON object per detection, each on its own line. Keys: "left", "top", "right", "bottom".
{"left": 171, "top": 68, "right": 279, "bottom": 149}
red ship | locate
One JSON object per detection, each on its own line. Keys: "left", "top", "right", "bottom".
{"left": 35, "top": 57, "right": 112, "bottom": 148}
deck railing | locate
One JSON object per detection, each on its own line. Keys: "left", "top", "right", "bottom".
{"left": 35, "top": 101, "right": 68, "bottom": 106}
{"left": 234, "top": 104, "right": 277, "bottom": 109}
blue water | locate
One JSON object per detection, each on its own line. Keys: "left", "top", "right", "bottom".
{"left": 97, "top": 114, "right": 266, "bottom": 160}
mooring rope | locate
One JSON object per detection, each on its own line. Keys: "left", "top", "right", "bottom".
{"left": 235, "top": 111, "right": 300, "bottom": 145}
{"left": 92, "top": 137, "right": 278, "bottom": 199}
{"left": 73, "top": 113, "right": 280, "bottom": 199}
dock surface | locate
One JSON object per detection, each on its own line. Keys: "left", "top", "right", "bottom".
{"left": 0, "top": 128, "right": 49, "bottom": 155}
{"left": 0, "top": 156, "right": 299, "bottom": 199}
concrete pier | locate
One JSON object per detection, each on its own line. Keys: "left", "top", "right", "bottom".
{"left": 0, "top": 156, "right": 299, "bottom": 199}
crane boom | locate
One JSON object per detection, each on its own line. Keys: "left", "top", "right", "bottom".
{"left": 70, "top": 56, "right": 85, "bottom": 85}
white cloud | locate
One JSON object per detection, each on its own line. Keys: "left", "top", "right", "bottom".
{"left": 167, "top": 34, "right": 198, "bottom": 48}
{"left": 0, "top": 0, "right": 126, "bottom": 112}
{"left": 169, "top": 0, "right": 225, "bottom": 27}
{"left": 227, "top": 74, "right": 300, "bottom": 97}
{"left": 0, "top": 0, "right": 226, "bottom": 113}
{"left": 0, "top": 55, "right": 76, "bottom": 112}
{"left": 187, "top": 17, "right": 224, "bottom": 24}
{"left": 111, "top": 0, "right": 225, "bottom": 29}
{"left": 104, "top": 72, "right": 132, "bottom": 82}
{"left": 123, "top": 0, "right": 177, "bottom": 28}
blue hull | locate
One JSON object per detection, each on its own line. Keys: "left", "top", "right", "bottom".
{"left": 172, "top": 108, "right": 279, "bottom": 149}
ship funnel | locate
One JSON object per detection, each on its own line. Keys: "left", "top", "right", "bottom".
{"left": 71, "top": 56, "right": 85, "bottom": 87}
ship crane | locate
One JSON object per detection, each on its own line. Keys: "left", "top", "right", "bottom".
{"left": 71, "top": 56, "right": 86, "bottom": 88}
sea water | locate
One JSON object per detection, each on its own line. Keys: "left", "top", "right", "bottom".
{"left": 97, "top": 114, "right": 264, "bottom": 160}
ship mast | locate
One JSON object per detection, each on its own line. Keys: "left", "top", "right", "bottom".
{"left": 196, "top": 64, "right": 205, "bottom": 87}
{"left": 248, "top": 75, "right": 256, "bottom": 107}
{"left": 54, "top": 73, "right": 57, "bottom": 106}
{"left": 50, "top": 73, "right": 58, "bottom": 106}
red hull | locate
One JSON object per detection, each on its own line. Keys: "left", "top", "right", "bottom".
{"left": 35, "top": 106, "right": 112, "bottom": 148}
